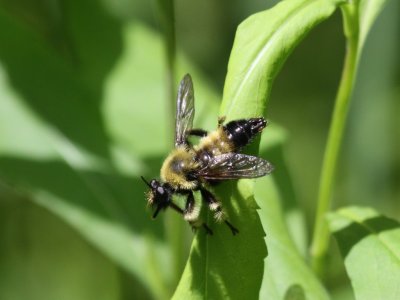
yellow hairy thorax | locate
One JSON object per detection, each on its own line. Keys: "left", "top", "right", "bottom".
{"left": 160, "top": 128, "right": 234, "bottom": 190}
{"left": 160, "top": 146, "right": 198, "bottom": 190}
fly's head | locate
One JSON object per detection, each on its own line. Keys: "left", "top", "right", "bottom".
{"left": 141, "top": 176, "right": 171, "bottom": 218}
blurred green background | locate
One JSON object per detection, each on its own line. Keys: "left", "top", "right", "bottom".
{"left": 0, "top": 0, "right": 398, "bottom": 299}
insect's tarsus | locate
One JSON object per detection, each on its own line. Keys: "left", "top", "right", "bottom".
{"left": 202, "top": 223, "right": 213, "bottom": 235}
{"left": 225, "top": 220, "right": 239, "bottom": 235}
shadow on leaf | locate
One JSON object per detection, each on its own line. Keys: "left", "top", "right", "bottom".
{"left": 333, "top": 215, "right": 400, "bottom": 257}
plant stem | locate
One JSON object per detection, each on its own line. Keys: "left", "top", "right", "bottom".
{"left": 156, "top": 0, "right": 177, "bottom": 131}
{"left": 310, "top": 4, "right": 360, "bottom": 276}
{"left": 157, "top": 0, "right": 185, "bottom": 290}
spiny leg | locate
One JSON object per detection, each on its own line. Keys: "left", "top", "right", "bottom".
{"left": 183, "top": 191, "right": 213, "bottom": 235}
{"left": 199, "top": 188, "right": 239, "bottom": 235}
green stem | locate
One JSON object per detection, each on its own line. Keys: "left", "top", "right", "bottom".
{"left": 156, "top": 0, "right": 177, "bottom": 131}
{"left": 156, "top": 0, "right": 185, "bottom": 291}
{"left": 310, "top": 4, "right": 360, "bottom": 276}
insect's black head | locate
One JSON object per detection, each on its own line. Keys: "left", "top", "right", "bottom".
{"left": 141, "top": 176, "right": 171, "bottom": 219}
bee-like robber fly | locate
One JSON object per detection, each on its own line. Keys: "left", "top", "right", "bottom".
{"left": 141, "top": 74, "right": 274, "bottom": 235}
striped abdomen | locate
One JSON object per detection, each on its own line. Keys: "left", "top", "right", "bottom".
{"left": 223, "top": 117, "right": 266, "bottom": 150}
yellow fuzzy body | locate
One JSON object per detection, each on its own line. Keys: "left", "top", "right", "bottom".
{"left": 160, "top": 128, "right": 234, "bottom": 190}
{"left": 195, "top": 127, "right": 234, "bottom": 156}
{"left": 160, "top": 146, "right": 199, "bottom": 190}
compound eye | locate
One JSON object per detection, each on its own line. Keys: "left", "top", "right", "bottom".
{"left": 156, "top": 186, "right": 164, "bottom": 195}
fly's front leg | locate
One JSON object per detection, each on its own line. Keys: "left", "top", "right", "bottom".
{"left": 185, "top": 129, "right": 209, "bottom": 147}
{"left": 183, "top": 191, "right": 213, "bottom": 235}
{"left": 200, "top": 188, "right": 239, "bottom": 235}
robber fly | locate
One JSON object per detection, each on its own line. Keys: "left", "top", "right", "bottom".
{"left": 141, "top": 74, "right": 273, "bottom": 235}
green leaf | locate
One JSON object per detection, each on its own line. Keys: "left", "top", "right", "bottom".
{"left": 256, "top": 133, "right": 329, "bottom": 300}
{"left": 174, "top": 0, "right": 342, "bottom": 298}
{"left": 219, "top": 0, "right": 343, "bottom": 121}
{"left": 328, "top": 206, "right": 400, "bottom": 300}
{"left": 356, "top": 0, "right": 388, "bottom": 50}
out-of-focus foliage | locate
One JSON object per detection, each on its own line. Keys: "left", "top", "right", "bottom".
{"left": 0, "top": 0, "right": 398, "bottom": 299}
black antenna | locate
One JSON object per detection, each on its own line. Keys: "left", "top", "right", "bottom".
{"left": 140, "top": 176, "right": 152, "bottom": 188}
{"left": 152, "top": 206, "right": 162, "bottom": 219}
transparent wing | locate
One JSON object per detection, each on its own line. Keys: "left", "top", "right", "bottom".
{"left": 175, "top": 74, "right": 195, "bottom": 147}
{"left": 196, "top": 153, "right": 274, "bottom": 180}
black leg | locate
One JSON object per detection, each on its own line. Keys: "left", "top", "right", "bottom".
{"left": 188, "top": 128, "right": 208, "bottom": 137}
{"left": 169, "top": 202, "right": 184, "bottom": 214}
{"left": 200, "top": 188, "right": 239, "bottom": 235}
{"left": 184, "top": 129, "right": 208, "bottom": 147}
{"left": 224, "top": 220, "right": 239, "bottom": 235}
{"left": 184, "top": 192, "right": 197, "bottom": 220}
{"left": 152, "top": 205, "right": 162, "bottom": 219}
{"left": 202, "top": 223, "right": 213, "bottom": 235}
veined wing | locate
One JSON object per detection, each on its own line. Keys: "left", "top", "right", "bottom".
{"left": 196, "top": 153, "right": 274, "bottom": 180}
{"left": 175, "top": 74, "right": 195, "bottom": 147}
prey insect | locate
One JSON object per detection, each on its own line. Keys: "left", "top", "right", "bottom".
{"left": 141, "top": 74, "right": 273, "bottom": 235}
